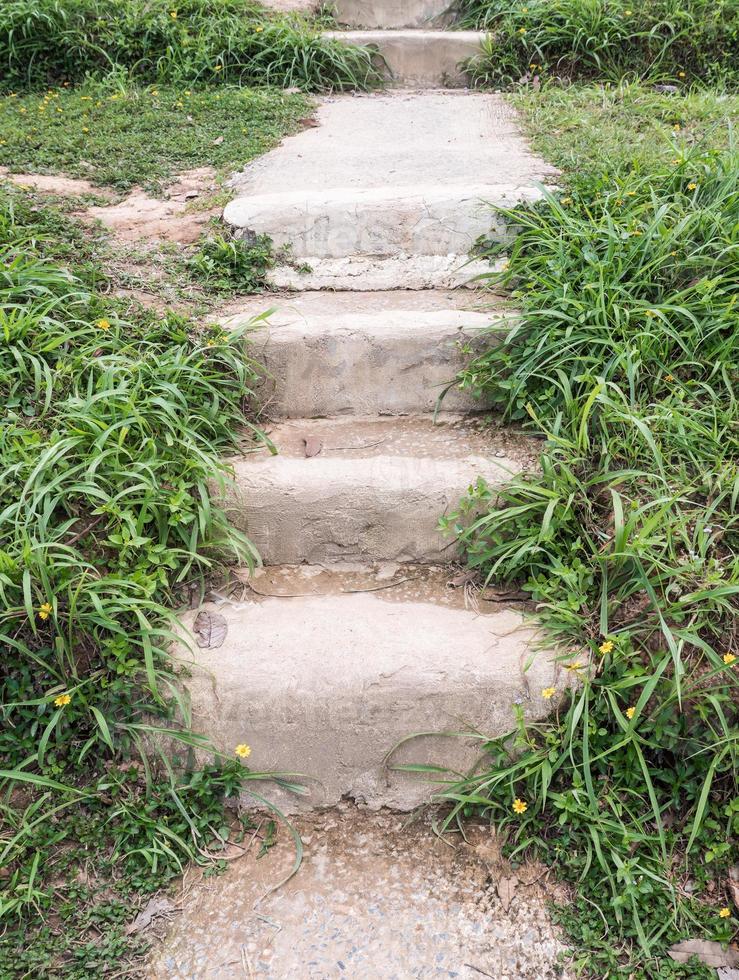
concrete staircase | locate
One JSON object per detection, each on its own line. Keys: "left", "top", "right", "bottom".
{"left": 176, "top": 1, "right": 564, "bottom": 814}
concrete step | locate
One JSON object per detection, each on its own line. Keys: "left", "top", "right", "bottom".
{"left": 175, "top": 564, "right": 567, "bottom": 811}
{"left": 224, "top": 182, "right": 544, "bottom": 260}
{"left": 333, "top": 0, "right": 453, "bottom": 28}
{"left": 225, "top": 92, "right": 555, "bottom": 289}
{"left": 223, "top": 290, "right": 510, "bottom": 417}
{"left": 224, "top": 416, "right": 534, "bottom": 564}
{"left": 324, "top": 29, "right": 486, "bottom": 86}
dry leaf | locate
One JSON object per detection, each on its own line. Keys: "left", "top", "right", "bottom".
{"left": 668, "top": 939, "right": 739, "bottom": 968}
{"left": 193, "top": 610, "right": 228, "bottom": 649}
{"left": 212, "top": 136, "right": 224, "bottom": 145}
{"left": 497, "top": 875, "right": 518, "bottom": 912}
{"left": 125, "top": 896, "right": 175, "bottom": 935}
{"left": 298, "top": 117, "right": 320, "bottom": 129}
{"left": 302, "top": 436, "right": 323, "bottom": 458}
{"left": 447, "top": 570, "right": 477, "bottom": 589}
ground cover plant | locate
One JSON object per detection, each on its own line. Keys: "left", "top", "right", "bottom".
{"left": 0, "top": 0, "right": 380, "bottom": 93}
{"left": 0, "top": 83, "right": 311, "bottom": 191}
{"left": 0, "top": 176, "right": 299, "bottom": 972}
{"left": 431, "top": 83, "right": 739, "bottom": 977}
{"left": 455, "top": 0, "right": 739, "bottom": 87}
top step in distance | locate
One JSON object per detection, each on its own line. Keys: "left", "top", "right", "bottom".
{"left": 332, "top": 0, "right": 454, "bottom": 28}
{"left": 324, "top": 29, "right": 487, "bottom": 88}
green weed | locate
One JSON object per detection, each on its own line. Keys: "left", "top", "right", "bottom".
{"left": 427, "top": 85, "right": 739, "bottom": 977}
{"left": 0, "top": 0, "right": 381, "bottom": 93}
{"left": 187, "top": 232, "right": 275, "bottom": 294}
{"left": 456, "top": 0, "right": 738, "bottom": 86}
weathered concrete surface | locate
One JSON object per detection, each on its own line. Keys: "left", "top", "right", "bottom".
{"left": 225, "top": 416, "right": 535, "bottom": 564}
{"left": 333, "top": 0, "right": 453, "bottom": 28}
{"left": 266, "top": 253, "right": 497, "bottom": 291}
{"left": 225, "top": 182, "right": 543, "bottom": 260}
{"left": 175, "top": 567, "right": 567, "bottom": 811}
{"left": 325, "top": 29, "right": 485, "bottom": 86}
{"left": 149, "top": 807, "right": 575, "bottom": 979}
{"left": 223, "top": 292, "right": 513, "bottom": 416}
{"left": 230, "top": 92, "right": 556, "bottom": 196}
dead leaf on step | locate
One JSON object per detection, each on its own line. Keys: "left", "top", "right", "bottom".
{"left": 125, "top": 896, "right": 176, "bottom": 935}
{"left": 668, "top": 940, "right": 739, "bottom": 968}
{"left": 193, "top": 610, "right": 228, "bottom": 649}
{"left": 298, "top": 117, "right": 320, "bottom": 129}
{"left": 302, "top": 436, "right": 323, "bottom": 458}
{"left": 497, "top": 875, "right": 518, "bottom": 912}
{"left": 447, "top": 570, "right": 477, "bottom": 589}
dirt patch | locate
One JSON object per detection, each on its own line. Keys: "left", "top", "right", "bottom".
{"left": 0, "top": 169, "right": 117, "bottom": 199}
{"left": 82, "top": 168, "right": 220, "bottom": 244}
{"left": 148, "top": 803, "right": 574, "bottom": 980}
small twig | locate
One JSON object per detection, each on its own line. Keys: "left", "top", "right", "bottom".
{"left": 326, "top": 438, "right": 387, "bottom": 451}
{"left": 244, "top": 578, "right": 412, "bottom": 598}
{"left": 64, "top": 513, "right": 105, "bottom": 547}
{"left": 465, "top": 965, "right": 496, "bottom": 978}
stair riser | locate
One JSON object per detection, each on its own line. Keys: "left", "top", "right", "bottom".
{"left": 224, "top": 455, "right": 507, "bottom": 564}
{"left": 178, "top": 596, "right": 561, "bottom": 811}
{"left": 251, "top": 318, "right": 491, "bottom": 417}
{"left": 225, "top": 185, "right": 542, "bottom": 261}
{"left": 332, "top": 0, "right": 453, "bottom": 29}
{"left": 324, "top": 30, "right": 485, "bottom": 87}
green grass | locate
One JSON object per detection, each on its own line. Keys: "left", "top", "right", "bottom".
{"left": 0, "top": 182, "right": 305, "bottom": 973}
{"left": 424, "top": 82, "right": 739, "bottom": 978}
{"left": 456, "top": 0, "right": 739, "bottom": 86}
{"left": 0, "top": 0, "right": 381, "bottom": 93}
{"left": 0, "top": 83, "right": 311, "bottom": 192}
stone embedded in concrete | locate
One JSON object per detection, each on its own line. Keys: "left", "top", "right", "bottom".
{"left": 224, "top": 416, "right": 535, "bottom": 564}
{"left": 224, "top": 182, "right": 544, "bottom": 260}
{"left": 266, "top": 254, "right": 498, "bottom": 291}
{"left": 175, "top": 581, "right": 565, "bottom": 811}
{"left": 324, "top": 29, "right": 486, "bottom": 86}
{"left": 333, "top": 0, "right": 453, "bottom": 28}
{"left": 223, "top": 293, "right": 513, "bottom": 417}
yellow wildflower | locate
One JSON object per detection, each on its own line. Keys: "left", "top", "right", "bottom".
{"left": 565, "top": 661, "right": 584, "bottom": 671}
{"left": 560, "top": 196, "right": 572, "bottom": 205}
{"left": 664, "top": 373, "right": 674, "bottom": 383}
{"left": 512, "top": 798, "right": 528, "bottom": 814}
{"left": 38, "top": 602, "right": 53, "bottom": 620}
{"left": 599, "top": 640, "right": 614, "bottom": 655}
{"left": 625, "top": 707, "right": 636, "bottom": 719}
{"left": 672, "top": 123, "right": 681, "bottom": 131}
{"left": 54, "top": 693, "right": 72, "bottom": 707}
{"left": 678, "top": 71, "right": 686, "bottom": 78}
{"left": 96, "top": 318, "right": 111, "bottom": 330}
{"left": 170, "top": 9, "right": 177, "bottom": 17}
{"left": 687, "top": 182, "right": 697, "bottom": 190}
{"left": 214, "top": 64, "right": 223, "bottom": 72}
{"left": 723, "top": 653, "right": 736, "bottom": 665}
{"left": 235, "top": 743, "right": 252, "bottom": 759}
{"left": 82, "top": 126, "right": 89, "bottom": 133}
{"left": 255, "top": 25, "right": 264, "bottom": 32}
{"left": 719, "top": 907, "right": 731, "bottom": 918}
{"left": 542, "top": 687, "right": 556, "bottom": 700}
{"left": 624, "top": 8, "right": 632, "bottom": 14}
{"left": 518, "top": 27, "right": 527, "bottom": 34}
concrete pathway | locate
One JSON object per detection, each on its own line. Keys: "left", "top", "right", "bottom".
{"left": 154, "top": 5, "right": 571, "bottom": 976}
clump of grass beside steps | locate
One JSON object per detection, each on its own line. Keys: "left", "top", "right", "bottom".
{"left": 455, "top": 0, "right": 738, "bottom": 86}
{"left": 434, "top": 84, "right": 739, "bottom": 978}
{"left": 0, "top": 0, "right": 382, "bottom": 92}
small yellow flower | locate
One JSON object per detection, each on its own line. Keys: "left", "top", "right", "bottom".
{"left": 518, "top": 27, "right": 527, "bottom": 34}
{"left": 54, "top": 693, "right": 72, "bottom": 708}
{"left": 185, "top": 90, "right": 192, "bottom": 96}
{"left": 235, "top": 743, "right": 251, "bottom": 759}
{"left": 672, "top": 123, "right": 681, "bottom": 132}
{"left": 626, "top": 190, "right": 636, "bottom": 197}
{"left": 214, "top": 64, "right": 223, "bottom": 72}
{"left": 625, "top": 706, "right": 636, "bottom": 719}
{"left": 170, "top": 9, "right": 177, "bottom": 17}
{"left": 541, "top": 686, "right": 556, "bottom": 699}
{"left": 723, "top": 653, "right": 736, "bottom": 665}
{"left": 560, "top": 196, "right": 572, "bottom": 205}
{"left": 96, "top": 318, "right": 111, "bottom": 331}
{"left": 719, "top": 907, "right": 731, "bottom": 918}
{"left": 687, "top": 182, "right": 697, "bottom": 191}
{"left": 255, "top": 25, "right": 264, "bottom": 32}
{"left": 624, "top": 8, "right": 633, "bottom": 14}
{"left": 82, "top": 126, "right": 89, "bottom": 133}
{"left": 565, "top": 661, "right": 584, "bottom": 671}
{"left": 599, "top": 640, "right": 614, "bottom": 655}
{"left": 512, "top": 798, "right": 528, "bottom": 814}
{"left": 671, "top": 157, "right": 681, "bottom": 165}
{"left": 38, "top": 602, "right": 53, "bottom": 620}
{"left": 19, "top": 107, "right": 27, "bottom": 114}
{"left": 664, "top": 373, "right": 674, "bottom": 383}
{"left": 678, "top": 71, "right": 686, "bottom": 78}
